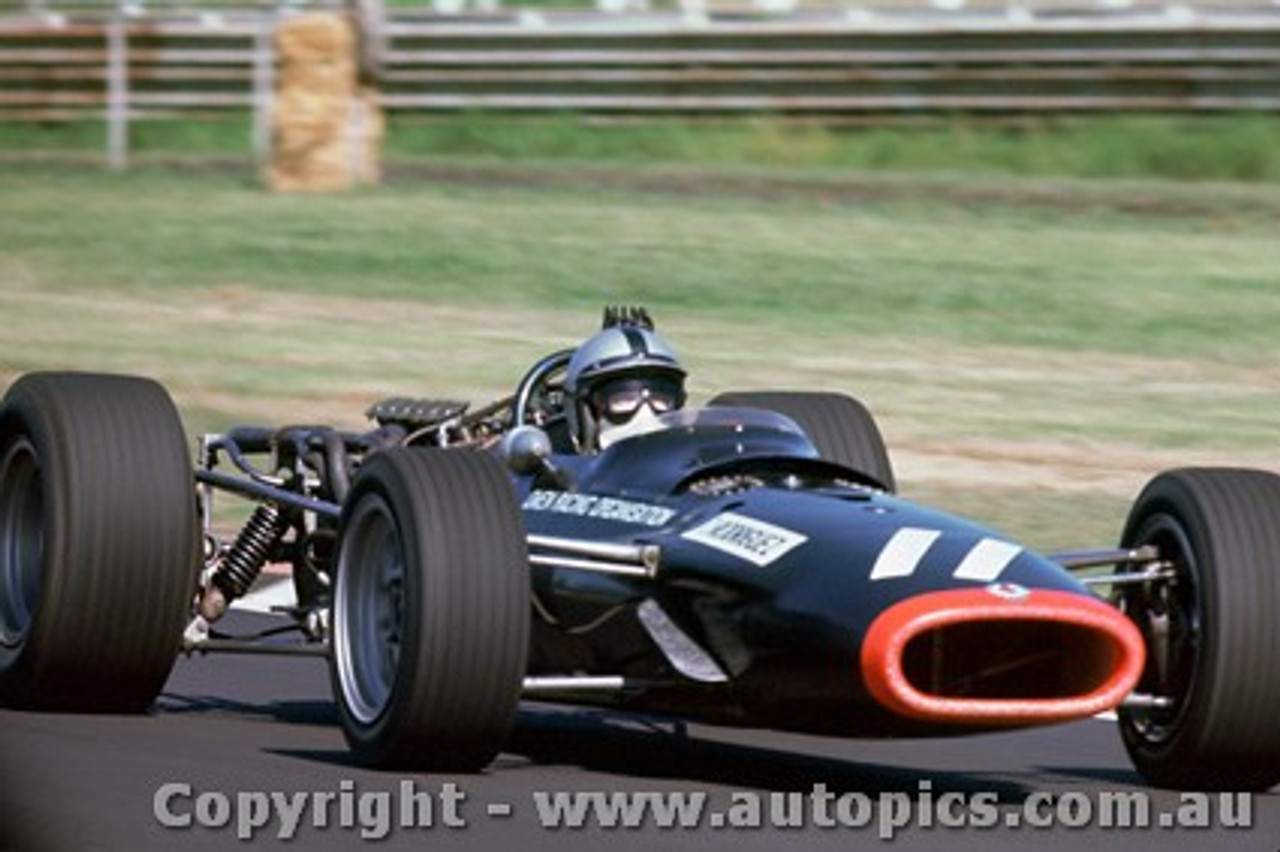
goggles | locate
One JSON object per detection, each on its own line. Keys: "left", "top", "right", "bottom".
{"left": 590, "top": 378, "right": 685, "bottom": 424}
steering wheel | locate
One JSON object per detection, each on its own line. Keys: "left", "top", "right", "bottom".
{"left": 511, "top": 349, "right": 573, "bottom": 427}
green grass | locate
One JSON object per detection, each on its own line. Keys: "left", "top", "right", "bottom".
{"left": 6, "top": 112, "right": 1280, "bottom": 183}
{"left": 386, "top": 113, "right": 1280, "bottom": 183}
{"left": 5, "top": 165, "right": 1280, "bottom": 361}
{"left": 3, "top": 156, "right": 1280, "bottom": 549}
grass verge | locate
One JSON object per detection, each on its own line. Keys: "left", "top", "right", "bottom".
{"left": 2, "top": 156, "right": 1279, "bottom": 549}
{"left": 4, "top": 112, "right": 1280, "bottom": 183}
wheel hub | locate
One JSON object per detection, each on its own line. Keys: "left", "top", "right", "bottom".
{"left": 334, "top": 495, "right": 408, "bottom": 726}
{"left": 0, "top": 438, "right": 43, "bottom": 649}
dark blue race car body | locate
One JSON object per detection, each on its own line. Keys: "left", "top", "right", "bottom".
{"left": 513, "top": 408, "right": 1140, "bottom": 739}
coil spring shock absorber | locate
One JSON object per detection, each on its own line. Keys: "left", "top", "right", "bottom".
{"left": 198, "top": 503, "right": 292, "bottom": 622}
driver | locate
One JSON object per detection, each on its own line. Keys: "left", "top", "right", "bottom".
{"left": 564, "top": 307, "right": 687, "bottom": 453}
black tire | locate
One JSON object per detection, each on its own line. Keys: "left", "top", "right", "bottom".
{"left": 1117, "top": 467, "right": 1280, "bottom": 791}
{"left": 708, "top": 390, "right": 895, "bottom": 492}
{"left": 330, "top": 448, "right": 530, "bottom": 770}
{"left": 0, "top": 372, "right": 198, "bottom": 712}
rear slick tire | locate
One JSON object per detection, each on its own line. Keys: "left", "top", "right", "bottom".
{"left": 709, "top": 390, "right": 895, "bottom": 492}
{"left": 0, "top": 372, "right": 198, "bottom": 712}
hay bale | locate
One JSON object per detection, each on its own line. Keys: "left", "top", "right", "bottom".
{"left": 264, "top": 12, "right": 382, "bottom": 193}
{"left": 275, "top": 12, "right": 355, "bottom": 66}
{"left": 265, "top": 89, "right": 384, "bottom": 192}
{"left": 276, "top": 59, "right": 358, "bottom": 96}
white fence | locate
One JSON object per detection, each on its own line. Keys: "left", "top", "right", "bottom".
{"left": 3, "top": 3, "right": 1279, "bottom": 168}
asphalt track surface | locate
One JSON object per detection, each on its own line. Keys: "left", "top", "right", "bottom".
{"left": 2, "top": 604, "right": 1277, "bottom": 852}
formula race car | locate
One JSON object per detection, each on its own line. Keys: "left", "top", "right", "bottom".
{"left": 3, "top": 330, "right": 1280, "bottom": 791}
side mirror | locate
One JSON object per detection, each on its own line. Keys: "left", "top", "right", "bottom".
{"left": 500, "top": 425, "right": 554, "bottom": 476}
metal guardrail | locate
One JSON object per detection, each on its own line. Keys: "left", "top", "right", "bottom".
{"left": 2, "top": 6, "right": 1279, "bottom": 165}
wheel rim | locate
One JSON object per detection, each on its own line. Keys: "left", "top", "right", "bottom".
{"left": 334, "top": 494, "right": 407, "bottom": 726}
{"left": 0, "top": 437, "right": 43, "bottom": 650}
{"left": 1118, "top": 512, "right": 1202, "bottom": 748}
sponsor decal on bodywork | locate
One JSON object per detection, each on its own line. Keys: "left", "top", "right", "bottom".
{"left": 681, "top": 511, "right": 808, "bottom": 567}
{"left": 522, "top": 490, "right": 676, "bottom": 528}
{"left": 985, "top": 581, "right": 1031, "bottom": 601}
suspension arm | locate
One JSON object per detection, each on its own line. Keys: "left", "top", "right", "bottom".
{"left": 195, "top": 468, "right": 342, "bottom": 519}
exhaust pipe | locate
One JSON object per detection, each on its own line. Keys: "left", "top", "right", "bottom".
{"left": 861, "top": 585, "right": 1144, "bottom": 726}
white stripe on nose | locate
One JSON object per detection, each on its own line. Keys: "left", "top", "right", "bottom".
{"left": 870, "top": 527, "right": 942, "bottom": 580}
{"left": 953, "top": 538, "right": 1023, "bottom": 582}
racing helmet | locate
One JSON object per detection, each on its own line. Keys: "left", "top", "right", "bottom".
{"left": 564, "top": 309, "right": 687, "bottom": 453}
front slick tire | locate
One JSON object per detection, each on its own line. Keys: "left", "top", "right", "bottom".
{"left": 1118, "top": 467, "right": 1280, "bottom": 791}
{"left": 0, "top": 372, "right": 197, "bottom": 712}
{"left": 331, "top": 448, "right": 530, "bottom": 771}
